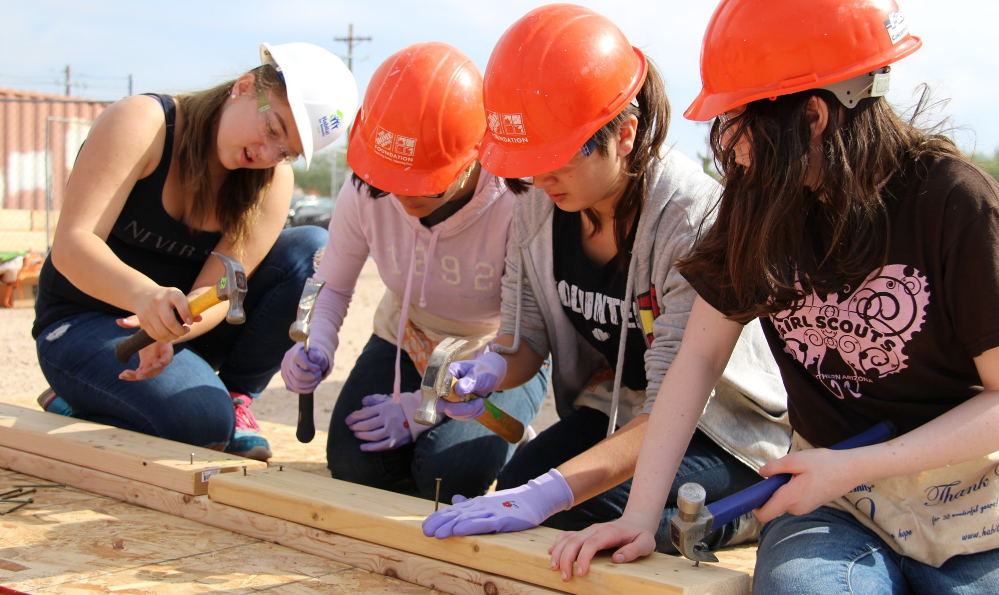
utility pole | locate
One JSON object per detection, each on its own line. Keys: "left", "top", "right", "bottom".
{"left": 64, "top": 65, "right": 71, "bottom": 97}
{"left": 333, "top": 23, "right": 371, "bottom": 73}
{"left": 128, "top": 74, "right": 133, "bottom": 96}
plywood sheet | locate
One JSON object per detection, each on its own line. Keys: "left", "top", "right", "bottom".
{"left": 0, "top": 402, "right": 265, "bottom": 495}
{"left": 0, "top": 446, "right": 559, "bottom": 595}
{"left": 209, "top": 468, "right": 749, "bottom": 595}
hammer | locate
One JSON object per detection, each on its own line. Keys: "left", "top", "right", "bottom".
{"left": 289, "top": 277, "right": 325, "bottom": 443}
{"left": 413, "top": 337, "right": 525, "bottom": 444}
{"left": 670, "top": 421, "right": 896, "bottom": 564}
{"left": 114, "top": 252, "right": 247, "bottom": 363}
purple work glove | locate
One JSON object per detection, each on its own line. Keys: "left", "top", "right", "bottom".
{"left": 422, "top": 469, "right": 574, "bottom": 539}
{"left": 345, "top": 391, "right": 439, "bottom": 452}
{"left": 449, "top": 351, "right": 508, "bottom": 397}
{"left": 280, "top": 344, "right": 330, "bottom": 394}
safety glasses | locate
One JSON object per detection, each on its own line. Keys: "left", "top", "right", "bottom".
{"left": 256, "top": 87, "right": 300, "bottom": 165}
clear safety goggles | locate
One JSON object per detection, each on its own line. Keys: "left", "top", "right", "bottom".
{"left": 256, "top": 87, "right": 300, "bottom": 165}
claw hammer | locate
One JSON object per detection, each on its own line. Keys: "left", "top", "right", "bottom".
{"left": 289, "top": 277, "right": 325, "bottom": 443}
{"left": 670, "top": 421, "right": 896, "bottom": 564}
{"left": 413, "top": 337, "right": 525, "bottom": 444}
{"left": 114, "top": 252, "right": 247, "bottom": 363}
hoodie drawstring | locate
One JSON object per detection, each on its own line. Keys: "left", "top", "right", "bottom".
{"left": 392, "top": 227, "right": 442, "bottom": 404}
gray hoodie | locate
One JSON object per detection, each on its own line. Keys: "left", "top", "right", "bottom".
{"left": 498, "top": 149, "right": 791, "bottom": 470}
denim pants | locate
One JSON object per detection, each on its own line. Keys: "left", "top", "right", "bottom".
{"left": 35, "top": 226, "right": 327, "bottom": 449}
{"left": 755, "top": 506, "right": 999, "bottom": 595}
{"left": 497, "top": 405, "right": 762, "bottom": 554}
{"left": 327, "top": 334, "right": 550, "bottom": 502}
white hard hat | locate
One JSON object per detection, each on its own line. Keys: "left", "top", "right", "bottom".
{"left": 259, "top": 42, "right": 358, "bottom": 169}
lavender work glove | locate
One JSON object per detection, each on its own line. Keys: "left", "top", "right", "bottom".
{"left": 422, "top": 469, "right": 574, "bottom": 538}
{"left": 346, "top": 391, "right": 438, "bottom": 452}
{"left": 281, "top": 344, "right": 330, "bottom": 394}
{"left": 449, "top": 351, "right": 507, "bottom": 397}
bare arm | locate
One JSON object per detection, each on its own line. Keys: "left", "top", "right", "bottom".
{"left": 558, "top": 414, "right": 647, "bottom": 504}
{"left": 492, "top": 332, "right": 546, "bottom": 390}
{"left": 549, "top": 296, "right": 744, "bottom": 578}
{"left": 756, "top": 344, "right": 999, "bottom": 522}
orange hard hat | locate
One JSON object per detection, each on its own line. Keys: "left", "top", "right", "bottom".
{"left": 684, "top": 0, "right": 922, "bottom": 122}
{"left": 347, "top": 42, "right": 485, "bottom": 196}
{"left": 478, "top": 4, "right": 648, "bottom": 179}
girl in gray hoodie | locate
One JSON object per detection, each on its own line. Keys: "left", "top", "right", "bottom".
{"left": 421, "top": 4, "right": 791, "bottom": 556}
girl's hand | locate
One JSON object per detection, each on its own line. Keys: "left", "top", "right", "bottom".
{"left": 128, "top": 286, "right": 197, "bottom": 343}
{"left": 119, "top": 341, "right": 174, "bottom": 381}
{"left": 754, "top": 448, "right": 863, "bottom": 523}
{"left": 547, "top": 518, "right": 657, "bottom": 581}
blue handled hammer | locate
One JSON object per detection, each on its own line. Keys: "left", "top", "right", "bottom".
{"left": 670, "top": 421, "right": 895, "bottom": 564}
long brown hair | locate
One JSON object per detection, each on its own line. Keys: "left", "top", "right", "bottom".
{"left": 678, "top": 90, "right": 961, "bottom": 323}
{"left": 585, "top": 58, "right": 670, "bottom": 269}
{"left": 176, "top": 64, "right": 286, "bottom": 252}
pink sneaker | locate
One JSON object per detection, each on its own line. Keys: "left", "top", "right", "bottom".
{"left": 224, "top": 393, "right": 272, "bottom": 461}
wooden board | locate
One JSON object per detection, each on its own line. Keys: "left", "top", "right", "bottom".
{"left": 0, "top": 402, "right": 265, "bottom": 495}
{"left": 209, "top": 468, "right": 749, "bottom": 595}
{"left": 0, "top": 445, "right": 559, "bottom": 595}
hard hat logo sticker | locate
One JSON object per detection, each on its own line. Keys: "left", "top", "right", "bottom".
{"left": 486, "top": 110, "right": 530, "bottom": 145}
{"left": 884, "top": 11, "right": 909, "bottom": 45}
{"left": 317, "top": 110, "right": 344, "bottom": 137}
{"left": 373, "top": 126, "right": 416, "bottom": 164}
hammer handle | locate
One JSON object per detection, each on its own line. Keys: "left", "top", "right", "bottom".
{"left": 297, "top": 392, "right": 316, "bottom": 443}
{"left": 444, "top": 378, "right": 524, "bottom": 444}
{"left": 707, "top": 421, "right": 895, "bottom": 526}
{"left": 113, "top": 287, "right": 223, "bottom": 363}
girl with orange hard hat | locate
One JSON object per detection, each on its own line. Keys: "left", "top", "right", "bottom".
{"left": 421, "top": 4, "right": 790, "bottom": 556}
{"left": 280, "top": 42, "right": 549, "bottom": 502}
{"left": 551, "top": 0, "right": 999, "bottom": 591}
{"left": 34, "top": 43, "right": 356, "bottom": 462}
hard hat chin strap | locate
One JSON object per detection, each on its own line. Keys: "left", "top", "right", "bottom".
{"left": 818, "top": 67, "right": 891, "bottom": 109}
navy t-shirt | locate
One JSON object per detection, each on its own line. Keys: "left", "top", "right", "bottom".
{"left": 551, "top": 208, "right": 648, "bottom": 391}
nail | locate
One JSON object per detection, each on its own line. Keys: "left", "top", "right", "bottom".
{"left": 190, "top": 453, "right": 195, "bottom": 465}
{"left": 13, "top": 483, "right": 64, "bottom": 489}
{"left": 562, "top": 572, "right": 568, "bottom": 581}
{"left": 279, "top": 465, "right": 284, "bottom": 472}
{"left": 243, "top": 466, "right": 247, "bottom": 476}
{"left": 434, "top": 478, "right": 441, "bottom": 512}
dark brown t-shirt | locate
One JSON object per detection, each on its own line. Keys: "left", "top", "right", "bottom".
{"left": 685, "top": 154, "right": 999, "bottom": 447}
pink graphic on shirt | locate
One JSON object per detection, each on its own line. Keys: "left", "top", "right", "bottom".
{"left": 771, "top": 264, "right": 930, "bottom": 399}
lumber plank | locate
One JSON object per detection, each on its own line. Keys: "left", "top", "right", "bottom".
{"left": 0, "top": 402, "right": 265, "bottom": 495}
{"left": 209, "top": 468, "right": 750, "bottom": 595}
{"left": 0, "top": 445, "right": 560, "bottom": 595}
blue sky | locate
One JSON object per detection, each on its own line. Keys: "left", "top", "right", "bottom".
{"left": 2, "top": 0, "right": 996, "bottom": 162}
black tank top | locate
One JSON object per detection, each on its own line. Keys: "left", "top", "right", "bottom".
{"left": 33, "top": 94, "right": 223, "bottom": 338}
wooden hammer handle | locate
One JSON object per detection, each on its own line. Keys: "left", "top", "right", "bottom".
{"left": 445, "top": 378, "right": 525, "bottom": 444}
{"left": 113, "top": 287, "right": 224, "bottom": 363}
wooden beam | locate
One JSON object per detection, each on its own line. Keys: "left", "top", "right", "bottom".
{"left": 0, "top": 445, "right": 560, "bottom": 595}
{"left": 0, "top": 402, "right": 265, "bottom": 495}
{"left": 209, "top": 468, "right": 749, "bottom": 595}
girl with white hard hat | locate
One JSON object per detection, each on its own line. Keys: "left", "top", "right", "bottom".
{"left": 420, "top": 3, "right": 790, "bottom": 557}
{"left": 281, "top": 42, "right": 549, "bottom": 502}
{"left": 34, "top": 42, "right": 357, "bottom": 462}
{"left": 553, "top": 1, "right": 999, "bottom": 592}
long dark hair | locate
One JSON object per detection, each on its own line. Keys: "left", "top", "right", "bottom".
{"left": 678, "top": 90, "right": 961, "bottom": 323}
{"left": 176, "top": 64, "right": 286, "bottom": 252}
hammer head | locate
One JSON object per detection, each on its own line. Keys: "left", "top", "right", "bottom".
{"left": 289, "top": 278, "right": 326, "bottom": 344}
{"left": 414, "top": 337, "right": 468, "bottom": 426}
{"left": 670, "top": 482, "right": 719, "bottom": 564}
{"left": 211, "top": 251, "right": 248, "bottom": 324}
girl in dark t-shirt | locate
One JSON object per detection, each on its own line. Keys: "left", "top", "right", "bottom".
{"left": 34, "top": 43, "right": 357, "bottom": 462}
{"left": 552, "top": 1, "right": 999, "bottom": 593}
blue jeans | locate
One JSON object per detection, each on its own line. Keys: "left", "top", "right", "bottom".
{"left": 35, "top": 226, "right": 327, "bottom": 449}
{"left": 497, "top": 405, "right": 762, "bottom": 554}
{"left": 327, "top": 334, "right": 550, "bottom": 502}
{"left": 755, "top": 506, "right": 999, "bottom": 595}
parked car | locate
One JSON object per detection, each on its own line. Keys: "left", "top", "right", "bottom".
{"left": 285, "top": 195, "right": 335, "bottom": 229}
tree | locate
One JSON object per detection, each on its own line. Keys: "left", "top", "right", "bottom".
{"left": 971, "top": 147, "right": 999, "bottom": 183}
{"left": 291, "top": 148, "right": 350, "bottom": 196}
